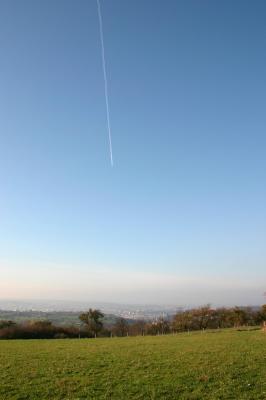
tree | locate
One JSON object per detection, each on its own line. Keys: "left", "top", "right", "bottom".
{"left": 231, "top": 307, "right": 248, "bottom": 327}
{"left": 112, "top": 317, "right": 128, "bottom": 337}
{"left": 128, "top": 320, "right": 146, "bottom": 336}
{"left": 261, "top": 304, "right": 266, "bottom": 320}
{"left": 148, "top": 317, "right": 170, "bottom": 335}
{"left": 172, "top": 310, "right": 194, "bottom": 332}
{"left": 79, "top": 309, "right": 104, "bottom": 337}
{"left": 192, "top": 305, "right": 213, "bottom": 330}
{"left": 0, "top": 320, "right": 16, "bottom": 329}
{"left": 257, "top": 304, "right": 266, "bottom": 324}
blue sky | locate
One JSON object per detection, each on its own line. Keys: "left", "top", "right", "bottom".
{"left": 0, "top": 0, "right": 265, "bottom": 305}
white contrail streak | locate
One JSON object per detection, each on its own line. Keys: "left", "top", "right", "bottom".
{"left": 96, "top": 0, "right": 113, "bottom": 166}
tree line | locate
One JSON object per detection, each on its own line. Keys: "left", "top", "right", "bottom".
{"left": 0, "top": 305, "right": 265, "bottom": 340}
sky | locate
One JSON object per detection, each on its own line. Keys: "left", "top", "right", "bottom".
{"left": 0, "top": 0, "right": 265, "bottom": 306}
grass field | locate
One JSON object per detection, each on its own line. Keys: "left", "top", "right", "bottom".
{"left": 0, "top": 329, "right": 265, "bottom": 399}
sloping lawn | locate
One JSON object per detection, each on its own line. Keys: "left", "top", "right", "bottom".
{"left": 0, "top": 329, "right": 265, "bottom": 399}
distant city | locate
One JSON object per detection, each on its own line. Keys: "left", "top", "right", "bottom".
{"left": 0, "top": 299, "right": 184, "bottom": 320}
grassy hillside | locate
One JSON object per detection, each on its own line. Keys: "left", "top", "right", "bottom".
{"left": 0, "top": 329, "right": 265, "bottom": 399}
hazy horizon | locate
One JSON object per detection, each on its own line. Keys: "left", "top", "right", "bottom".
{"left": 1, "top": 0, "right": 265, "bottom": 305}
{"left": 1, "top": 260, "right": 265, "bottom": 307}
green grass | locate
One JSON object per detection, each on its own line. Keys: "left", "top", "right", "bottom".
{"left": 0, "top": 329, "right": 265, "bottom": 399}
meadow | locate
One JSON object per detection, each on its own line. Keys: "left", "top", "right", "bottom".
{"left": 0, "top": 329, "right": 265, "bottom": 400}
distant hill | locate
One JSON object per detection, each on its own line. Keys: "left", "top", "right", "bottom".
{"left": 0, "top": 310, "right": 134, "bottom": 326}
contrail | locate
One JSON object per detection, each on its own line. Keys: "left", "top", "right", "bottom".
{"left": 96, "top": 0, "right": 113, "bottom": 166}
